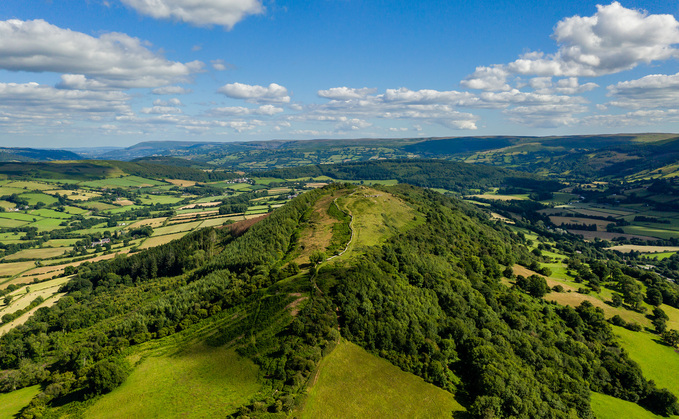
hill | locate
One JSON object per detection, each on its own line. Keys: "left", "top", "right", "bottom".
{"left": 76, "top": 134, "right": 679, "bottom": 179}
{"left": 0, "top": 182, "right": 676, "bottom": 418}
{"left": 258, "top": 159, "right": 563, "bottom": 194}
{"left": 0, "top": 160, "right": 235, "bottom": 182}
{"left": 0, "top": 147, "right": 81, "bottom": 162}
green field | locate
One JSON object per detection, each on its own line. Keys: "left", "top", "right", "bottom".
{"left": 86, "top": 344, "right": 261, "bottom": 419}
{"left": 341, "top": 188, "right": 423, "bottom": 254}
{"left": 613, "top": 326, "right": 679, "bottom": 396}
{"left": 0, "top": 385, "right": 41, "bottom": 418}
{"left": 18, "top": 192, "right": 58, "bottom": 206}
{"left": 591, "top": 392, "right": 662, "bottom": 418}
{"left": 82, "top": 175, "right": 165, "bottom": 189}
{"left": 3, "top": 246, "right": 68, "bottom": 261}
{"left": 302, "top": 340, "right": 465, "bottom": 418}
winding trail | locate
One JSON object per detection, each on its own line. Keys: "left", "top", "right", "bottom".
{"left": 309, "top": 189, "right": 357, "bottom": 294}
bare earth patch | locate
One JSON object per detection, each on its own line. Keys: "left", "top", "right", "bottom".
{"left": 285, "top": 293, "right": 308, "bottom": 317}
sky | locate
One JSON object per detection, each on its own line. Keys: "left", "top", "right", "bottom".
{"left": 1, "top": 0, "right": 679, "bottom": 148}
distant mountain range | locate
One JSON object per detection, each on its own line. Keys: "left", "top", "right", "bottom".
{"left": 6, "top": 133, "right": 679, "bottom": 180}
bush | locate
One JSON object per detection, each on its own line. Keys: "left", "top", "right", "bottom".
{"left": 87, "top": 358, "right": 130, "bottom": 395}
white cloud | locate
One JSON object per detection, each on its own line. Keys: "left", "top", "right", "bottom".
{"left": 0, "top": 82, "right": 131, "bottom": 127}
{"left": 317, "top": 87, "right": 377, "bottom": 100}
{"left": 217, "top": 82, "right": 290, "bottom": 103}
{"left": 0, "top": 19, "right": 203, "bottom": 89}
{"left": 335, "top": 117, "right": 372, "bottom": 131}
{"left": 211, "top": 59, "right": 233, "bottom": 71}
{"left": 153, "top": 98, "right": 183, "bottom": 106}
{"left": 462, "top": 2, "right": 679, "bottom": 89}
{"left": 141, "top": 106, "right": 183, "bottom": 114}
{"left": 461, "top": 65, "right": 511, "bottom": 91}
{"left": 301, "top": 87, "right": 481, "bottom": 130}
{"left": 152, "top": 86, "right": 193, "bottom": 95}
{"left": 209, "top": 104, "right": 284, "bottom": 116}
{"left": 120, "top": 0, "right": 264, "bottom": 29}
{"left": 607, "top": 72, "right": 679, "bottom": 109}
{"left": 508, "top": 2, "right": 679, "bottom": 77}
{"left": 584, "top": 109, "right": 679, "bottom": 126}
{"left": 504, "top": 103, "right": 588, "bottom": 127}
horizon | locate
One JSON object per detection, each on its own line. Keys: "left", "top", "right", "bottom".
{"left": 2, "top": 1, "right": 679, "bottom": 147}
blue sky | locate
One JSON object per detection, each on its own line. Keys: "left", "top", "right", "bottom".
{"left": 1, "top": 0, "right": 678, "bottom": 147}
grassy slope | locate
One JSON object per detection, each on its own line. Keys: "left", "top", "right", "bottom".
{"left": 301, "top": 340, "right": 464, "bottom": 418}
{"left": 612, "top": 326, "right": 679, "bottom": 396}
{"left": 86, "top": 344, "right": 261, "bottom": 419}
{"left": 591, "top": 392, "right": 661, "bottom": 419}
{"left": 0, "top": 385, "right": 41, "bottom": 418}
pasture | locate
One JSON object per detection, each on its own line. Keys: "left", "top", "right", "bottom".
{"left": 301, "top": 340, "right": 464, "bottom": 418}
{"left": 3, "top": 246, "right": 68, "bottom": 261}
{"left": 590, "top": 392, "right": 661, "bottom": 419}
{"left": 0, "top": 385, "right": 41, "bottom": 418}
{"left": 613, "top": 326, "right": 679, "bottom": 396}
{"left": 86, "top": 344, "right": 261, "bottom": 419}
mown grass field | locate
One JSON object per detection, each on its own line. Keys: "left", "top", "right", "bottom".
{"left": 140, "top": 232, "right": 189, "bottom": 249}
{"left": 86, "top": 344, "right": 261, "bottom": 419}
{"left": 301, "top": 340, "right": 465, "bottom": 418}
{"left": 0, "top": 385, "right": 41, "bottom": 418}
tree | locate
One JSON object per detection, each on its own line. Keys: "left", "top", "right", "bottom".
{"left": 87, "top": 358, "right": 129, "bottom": 395}
{"left": 309, "top": 250, "right": 327, "bottom": 265}
{"left": 662, "top": 330, "right": 679, "bottom": 348}
{"left": 611, "top": 294, "right": 623, "bottom": 307}
{"left": 647, "top": 288, "right": 663, "bottom": 306}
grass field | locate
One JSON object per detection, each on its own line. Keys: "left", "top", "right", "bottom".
{"left": 0, "top": 261, "right": 37, "bottom": 279}
{"left": 82, "top": 175, "right": 164, "bottom": 188}
{"left": 612, "top": 326, "right": 679, "bottom": 396}
{"left": 0, "top": 385, "right": 41, "bottom": 418}
{"left": 152, "top": 221, "right": 202, "bottom": 236}
{"left": 342, "top": 188, "right": 422, "bottom": 254}
{"left": 140, "top": 232, "right": 189, "bottom": 249}
{"left": 609, "top": 245, "right": 679, "bottom": 254}
{"left": 18, "top": 192, "right": 58, "bottom": 206}
{"left": 623, "top": 225, "right": 679, "bottom": 240}
{"left": 86, "top": 344, "right": 261, "bottom": 419}
{"left": 590, "top": 392, "right": 661, "bottom": 419}
{"left": 3, "top": 246, "right": 68, "bottom": 261}
{"left": 301, "top": 340, "right": 464, "bottom": 418}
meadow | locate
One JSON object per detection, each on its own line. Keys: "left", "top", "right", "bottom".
{"left": 301, "top": 340, "right": 465, "bottom": 418}
{"left": 86, "top": 344, "right": 261, "bottom": 419}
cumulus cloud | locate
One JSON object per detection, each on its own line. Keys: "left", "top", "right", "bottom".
{"left": 509, "top": 2, "right": 679, "bottom": 77}
{"left": 607, "top": 72, "right": 679, "bottom": 109}
{"left": 463, "top": 2, "right": 679, "bottom": 91}
{"left": 211, "top": 59, "right": 233, "bottom": 71}
{"left": 0, "top": 82, "right": 131, "bottom": 126}
{"left": 121, "top": 0, "right": 264, "bottom": 29}
{"left": 317, "top": 87, "right": 377, "bottom": 100}
{"left": 504, "top": 103, "right": 589, "bottom": 127}
{"left": 0, "top": 19, "right": 203, "bottom": 89}
{"left": 528, "top": 77, "right": 599, "bottom": 95}
{"left": 300, "top": 87, "right": 482, "bottom": 130}
{"left": 209, "top": 104, "right": 284, "bottom": 116}
{"left": 217, "top": 82, "right": 290, "bottom": 103}
{"left": 152, "top": 86, "right": 193, "bottom": 95}
{"left": 584, "top": 109, "right": 679, "bottom": 126}
{"left": 461, "top": 65, "right": 511, "bottom": 91}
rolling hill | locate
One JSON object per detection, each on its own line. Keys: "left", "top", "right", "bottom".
{"left": 1, "top": 181, "right": 675, "bottom": 418}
